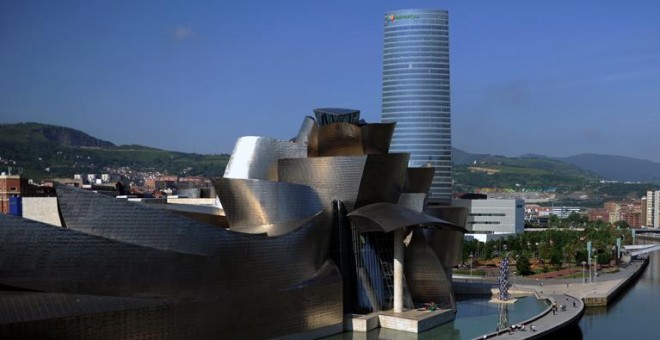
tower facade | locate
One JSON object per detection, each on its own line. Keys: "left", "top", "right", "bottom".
{"left": 381, "top": 9, "right": 451, "bottom": 203}
{"left": 646, "top": 190, "right": 660, "bottom": 228}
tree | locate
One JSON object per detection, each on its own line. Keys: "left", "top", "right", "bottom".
{"left": 516, "top": 255, "right": 533, "bottom": 275}
{"left": 613, "top": 220, "right": 630, "bottom": 229}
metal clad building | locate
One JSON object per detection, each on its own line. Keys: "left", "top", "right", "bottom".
{"left": 381, "top": 9, "right": 451, "bottom": 203}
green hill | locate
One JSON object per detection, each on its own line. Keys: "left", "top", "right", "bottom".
{"left": 0, "top": 122, "right": 229, "bottom": 180}
{"left": 452, "top": 152, "right": 602, "bottom": 192}
{"left": 0, "top": 123, "right": 609, "bottom": 193}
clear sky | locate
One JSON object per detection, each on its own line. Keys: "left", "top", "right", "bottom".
{"left": 2, "top": 1, "right": 659, "bottom": 160}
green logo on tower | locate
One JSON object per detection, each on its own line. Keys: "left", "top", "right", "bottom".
{"left": 385, "top": 14, "right": 420, "bottom": 23}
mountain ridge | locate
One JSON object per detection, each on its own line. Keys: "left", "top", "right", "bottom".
{"left": 0, "top": 122, "right": 229, "bottom": 181}
{"left": 453, "top": 147, "right": 660, "bottom": 183}
{"left": 0, "top": 122, "right": 656, "bottom": 184}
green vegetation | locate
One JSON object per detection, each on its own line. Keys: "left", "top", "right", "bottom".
{"left": 453, "top": 156, "right": 600, "bottom": 192}
{"left": 515, "top": 255, "right": 533, "bottom": 276}
{"left": 0, "top": 123, "right": 229, "bottom": 180}
{"left": 597, "top": 183, "right": 660, "bottom": 199}
{"left": 462, "top": 215, "right": 632, "bottom": 276}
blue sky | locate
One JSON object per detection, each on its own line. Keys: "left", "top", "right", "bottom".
{"left": 2, "top": 1, "right": 660, "bottom": 161}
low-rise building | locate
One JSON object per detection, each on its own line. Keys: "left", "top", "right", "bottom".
{"left": 452, "top": 196, "right": 524, "bottom": 242}
{"left": 0, "top": 174, "right": 32, "bottom": 215}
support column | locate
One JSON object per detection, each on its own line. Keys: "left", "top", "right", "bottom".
{"left": 393, "top": 228, "right": 404, "bottom": 313}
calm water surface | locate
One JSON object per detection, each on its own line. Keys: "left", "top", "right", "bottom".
{"left": 331, "top": 295, "right": 547, "bottom": 339}
{"left": 579, "top": 244, "right": 660, "bottom": 339}
{"left": 332, "top": 243, "right": 660, "bottom": 339}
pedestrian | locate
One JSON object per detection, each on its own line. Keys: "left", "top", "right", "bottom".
{"left": 573, "top": 301, "right": 577, "bottom": 308}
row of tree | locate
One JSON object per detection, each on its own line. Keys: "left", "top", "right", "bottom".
{"left": 462, "top": 214, "right": 633, "bottom": 276}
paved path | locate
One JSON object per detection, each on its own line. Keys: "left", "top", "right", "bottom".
{"left": 514, "top": 258, "right": 647, "bottom": 306}
{"left": 460, "top": 258, "right": 648, "bottom": 339}
{"left": 481, "top": 294, "right": 583, "bottom": 340}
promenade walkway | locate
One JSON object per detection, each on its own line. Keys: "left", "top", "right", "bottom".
{"left": 481, "top": 294, "right": 583, "bottom": 339}
{"left": 461, "top": 257, "right": 648, "bottom": 339}
{"left": 514, "top": 257, "right": 647, "bottom": 306}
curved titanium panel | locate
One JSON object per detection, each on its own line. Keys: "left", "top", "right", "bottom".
{"left": 317, "top": 122, "right": 363, "bottom": 156}
{"left": 223, "top": 136, "right": 307, "bottom": 181}
{"left": 354, "top": 153, "right": 409, "bottom": 209}
{"left": 404, "top": 229, "right": 455, "bottom": 310}
{"left": 307, "top": 122, "right": 320, "bottom": 157}
{"left": 347, "top": 202, "right": 455, "bottom": 233}
{"left": 410, "top": 205, "right": 467, "bottom": 271}
{"left": 0, "top": 213, "right": 212, "bottom": 298}
{"left": 422, "top": 227, "right": 466, "bottom": 269}
{"left": 0, "top": 212, "right": 330, "bottom": 297}
{"left": 278, "top": 154, "right": 409, "bottom": 212}
{"left": 404, "top": 167, "right": 436, "bottom": 194}
{"left": 361, "top": 122, "right": 395, "bottom": 155}
{"left": 424, "top": 206, "right": 469, "bottom": 229}
{"left": 0, "top": 213, "right": 343, "bottom": 338}
{"left": 56, "top": 184, "right": 231, "bottom": 256}
{"left": 397, "top": 193, "right": 427, "bottom": 212}
{"left": 213, "top": 177, "right": 324, "bottom": 236}
{"left": 294, "top": 115, "right": 317, "bottom": 148}
{"left": 278, "top": 156, "right": 367, "bottom": 212}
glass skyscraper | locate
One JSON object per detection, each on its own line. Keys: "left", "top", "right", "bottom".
{"left": 381, "top": 9, "right": 451, "bottom": 203}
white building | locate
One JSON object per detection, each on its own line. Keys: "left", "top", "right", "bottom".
{"left": 452, "top": 198, "right": 525, "bottom": 242}
{"left": 646, "top": 191, "right": 660, "bottom": 228}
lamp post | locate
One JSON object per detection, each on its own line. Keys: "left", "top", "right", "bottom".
{"left": 469, "top": 253, "right": 474, "bottom": 277}
{"left": 581, "top": 261, "right": 586, "bottom": 285}
{"left": 593, "top": 254, "right": 598, "bottom": 284}
{"left": 535, "top": 242, "right": 539, "bottom": 261}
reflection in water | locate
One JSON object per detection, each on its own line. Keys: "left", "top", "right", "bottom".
{"left": 552, "top": 324, "right": 584, "bottom": 340}
{"left": 497, "top": 303, "right": 509, "bottom": 331}
{"left": 578, "top": 240, "right": 660, "bottom": 339}
{"left": 334, "top": 243, "right": 660, "bottom": 340}
{"left": 416, "top": 296, "right": 545, "bottom": 339}
{"left": 327, "top": 296, "right": 547, "bottom": 340}
{"left": 332, "top": 241, "right": 660, "bottom": 339}
{"left": 583, "top": 306, "right": 608, "bottom": 317}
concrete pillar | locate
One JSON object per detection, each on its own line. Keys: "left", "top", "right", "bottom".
{"left": 393, "top": 228, "right": 404, "bottom": 313}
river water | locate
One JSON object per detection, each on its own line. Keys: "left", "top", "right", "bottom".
{"left": 577, "top": 244, "right": 660, "bottom": 339}
{"left": 331, "top": 244, "right": 660, "bottom": 339}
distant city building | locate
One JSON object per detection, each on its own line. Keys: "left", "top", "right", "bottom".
{"left": 588, "top": 208, "right": 609, "bottom": 223}
{"left": 646, "top": 191, "right": 660, "bottom": 228}
{"left": 542, "top": 206, "right": 581, "bottom": 218}
{"left": 589, "top": 199, "right": 644, "bottom": 228}
{"left": 0, "top": 174, "right": 26, "bottom": 215}
{"left": 452, "top": 197, "right": 524, "bottom": 242}
{"left": 641, "top": 197, "right": 647, "bottom": 226}
{"left": 381, "top": 9, "right": 451, "bottom": 203}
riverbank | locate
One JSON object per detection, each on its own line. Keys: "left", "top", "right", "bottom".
{"left": 513, "top": 257, "right": 648, "bottom": 307}
{"left": 452, "top": 257, "right": 649, "bottom": 339}
{"left": 481, "top": 293, "right": 583, "bottom": 340}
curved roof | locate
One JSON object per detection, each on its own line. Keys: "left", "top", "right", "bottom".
{"left": 313, "top": 108, "right": 359, "bottom": 115}
{"left": 347, "top": 202, "right": 457, "bottom": 233}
